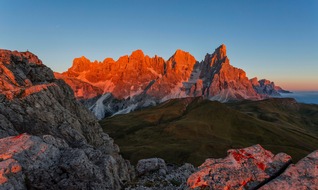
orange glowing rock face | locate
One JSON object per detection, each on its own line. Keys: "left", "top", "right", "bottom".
{"left": 54, "top": 72, "right": 103, "bottom": 99}
{"left": 59, "top": 44, "right": 265, "bottom": 108}
{"left": 61, "top": 49, "right": 196, "bottom": 100}
{"left": 0, "top": 134, "right": 32, "bottom": 185}
{"left": 0, "top": 134, "right": 51, "bottom": 185}
{"left": 0, "top": 49, "right": 56, "bottom": 101}
{"left": 0, "top": 134, "right": 33, "bottom": 160}
{"left": 187, "top": 145, "right": 292, "bottom": 189}
{"left": 0, "top": 159, "right": 22, "bottom": 184}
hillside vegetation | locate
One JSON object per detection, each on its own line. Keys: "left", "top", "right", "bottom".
{"left": 100, "top": 97, "right": 318, "bottom": 166}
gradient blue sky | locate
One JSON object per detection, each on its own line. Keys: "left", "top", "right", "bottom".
{"left": 1, "top": 0, "right": 317, "bottom": 90}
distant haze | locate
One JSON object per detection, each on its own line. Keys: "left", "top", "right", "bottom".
{"left": 1, "top": 0, "right": 317, "bottom": 90}
{"left": 281, "top": 91, "right": 318, "bottom": 104}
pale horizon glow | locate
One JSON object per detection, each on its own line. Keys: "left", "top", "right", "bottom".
{"left": 0, "top": 0, "right": 317, "bottom": 91}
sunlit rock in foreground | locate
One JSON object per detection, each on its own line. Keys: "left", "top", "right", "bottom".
{"left": 187, "top": 144, "right": 292, "bottom": 189}
{"left": 260, "top": 150, "right": 318, "bottom": 190}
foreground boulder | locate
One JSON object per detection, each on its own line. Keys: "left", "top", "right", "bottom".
{"left": 0, "top": 134, "right": 133, "bottom": 190}
{"left": 136, "top": 158, "right": 168, "bottom": 176}
{"left": 260, "top": 150, "right": 318, "bottom": 189}
{"left": 126, "top": 162, "right": 195, "bottom": 190}
{"left": 0, "top": 49, "right": 133, "bottom": 189}
{"left": 187, "top": 144, "right": 292, "bottom": 189}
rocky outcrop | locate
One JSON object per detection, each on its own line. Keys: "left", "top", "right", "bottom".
{"left": 187, "top": 144, "right": 292, "bottom": 189}
{"left": 0, "top": 49, "right": 133, "bottom": 189}
{"left": 260, "top": 150, "right": 318, "bottom": 190}
{"left": 126, "top": 146, "right": 318, "bottom": 189}
{"left": 250, "top": 77, "right": 291, "bottom": 96}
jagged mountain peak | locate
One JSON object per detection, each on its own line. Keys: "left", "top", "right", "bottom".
{"left": 74, "top": 55, "right": 91, "bottom": 63}
{"left": 251, "top": 78, "right": 291, "bottom": 96}
{"left": 214, "top": 44, "right": 227, "bottom": 59}
{"left": 170, "top": 49, "right": 195, "bottom": 62}
{"left": 167, "top": 49, "right": 196, "bottom": 69}
{"left": 71, "top": 56, "right": 93, "bottom": 73}
{"left": 130, "top": 49, "right": 145, "bottom": 59}
{"left": 102, "top": 57, "right": 115, "bottom": 64}
{"left": 173, "top": 49, "right": 190, "bottom": 56}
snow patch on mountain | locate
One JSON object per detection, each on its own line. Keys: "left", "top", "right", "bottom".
{"left": 89, "top": 93, "right": 112, "bottom": 120}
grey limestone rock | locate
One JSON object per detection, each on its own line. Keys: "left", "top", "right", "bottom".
{"left": 0, "top": 49, "right": 134, "bottom": 189}
{"left": 260, "top": 150, "right": 318, "bottom": 190}
{"left": 136, "top": 158, "right": 168, "bottom": 176}
{"left": 187, "top": 144, "right": 292, "bottom": 189}
{"left": 126, "top": 161, "right": 195, "bottom": 190}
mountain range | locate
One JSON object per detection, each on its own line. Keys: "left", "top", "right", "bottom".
{"left": 56, "top": 44, "right": 290, "bottom": 119}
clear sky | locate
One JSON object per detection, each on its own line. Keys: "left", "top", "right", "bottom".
{"left": 1, "top": 0, "right": 317, "bottom": 90}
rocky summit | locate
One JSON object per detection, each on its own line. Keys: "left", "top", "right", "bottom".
{"left": 0, "top": 50, "right": 133, "bottom": 189}
{"left": 56, "top": 44, "right": 289, "bottom": 119}
{"left": 122, "top": 145, "right": 317, "bottom": 190}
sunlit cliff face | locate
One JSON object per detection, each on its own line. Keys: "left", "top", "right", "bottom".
{"left": 60, "top": 48, "right": 197, "bottom": 99}
{"left": 0, "top": 134, "right": 47, "bottom": 184}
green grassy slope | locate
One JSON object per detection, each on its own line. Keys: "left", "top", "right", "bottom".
{"left": 100, "top": 97, "right": 318, "bottom": 166}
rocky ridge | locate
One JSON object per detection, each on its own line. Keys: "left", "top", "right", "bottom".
{"left": 123, "top": 145, "right": 317, "bottom": 189}
{"left": 0, "top": 49, "right": 133, "bottom": 189}
{"left": 57, "top": 44, "right": 289, "bottom": 119}
{"left": 250, "top": 77, "right": 291, "bottom": 96}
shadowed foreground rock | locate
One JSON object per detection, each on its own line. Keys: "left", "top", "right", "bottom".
{"left": 260, "top": 150, "right": 318, "bottom": 190}
{"left": 0, "top": 49, "right": 133, "bottom": 189}
{"left": 136, "top": 158, "right": 168, "bottom": 176}
{"left": 187, "top": 144, "right": 292, "bottom": 189}
{"left": 126, "top": 159, "right": 195, "bottom": 190}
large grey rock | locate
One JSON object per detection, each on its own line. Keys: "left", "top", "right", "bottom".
{"left": 0, "top": 49, "right": 133, "bottom": 189}
{"left": 126, "top": 162, "right": 195, "bottom": 190}
{"left": 260, "top": 150, "right": 318, "bottom": 190}
{"left": 136, "top": 158, "right": 168, "bottom": 176}
{"left": 187, "top": 144, "right": 292, "bottom": 189}
{"left": 0, "top": 134, "right": 133, "bottom": 190}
